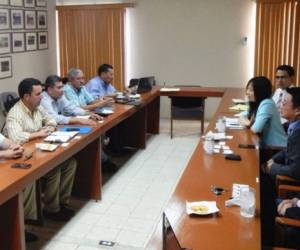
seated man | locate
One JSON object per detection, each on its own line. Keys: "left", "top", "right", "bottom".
{"left": 41, "top": 75, "right": 102, "bottom": 125}
{"left": 264, "top": 87, "right": 300, "bottom": 179}
{"left": 5, "top": 78, "right": 77, "bottom": 221}
{"left": 86, "top": 63, "right": 117, "bottom": 99}
{"left": 273, "top": 65, "right": 295, "bottom": 124}
{"left": 64, "top": 68, "right": 113, "bottom": 111}
{"left": 0, "top": 134, "right": 36, "bottom": 242}
{"left": 261, "top": 87, "right": 300, "bottom": 246}
{"left": 277, "top": 196, "right": 300, "bottom": 248}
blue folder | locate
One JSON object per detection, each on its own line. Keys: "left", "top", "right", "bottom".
{"left": 59, "top": 127, "right": 92, "bottom": 134}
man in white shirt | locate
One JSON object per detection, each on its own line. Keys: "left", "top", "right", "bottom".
{"left": 5, "top": 78, "right": 77, "bottom": 222}
{"left": 272, "top": 65, "right": 295, "bottom": 124}
{"left": 41, "top": 75, "right": 102, "bottom": 125}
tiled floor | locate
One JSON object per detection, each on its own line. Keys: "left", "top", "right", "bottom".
{"left": 27, "top": 119, "right": 204, "bottom": 250}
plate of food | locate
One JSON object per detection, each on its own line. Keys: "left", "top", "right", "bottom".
{"left": 186, "top": 201, "right": 219, "bottom": 215}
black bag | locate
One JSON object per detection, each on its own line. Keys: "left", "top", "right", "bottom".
{"left": 4, "top": 94, "right": 19, "bottom": 113}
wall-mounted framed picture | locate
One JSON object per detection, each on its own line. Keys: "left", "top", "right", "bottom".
{"left": 37, "top": 31, "right": 46, "bottom": 50}
{"left": 25, "top": 10, "right": 35, "bottom": 29}
{"left": 0, "top": 56, "right": 12, "bottom": 79}
{"left": 0, "top": 0, "right": 9, "bottom": 6}
{"left": 25, "top": 32, "right": 36, "bottom": 51}
{"left": 11, "top": 9, "right": 24, "bottom": 29}
{"left": 24, "top": 0, "right": 34, "bottom": 8}
{"left": 0, "top": 8, "right": 9, "bottom": 29}
{"left": 12, "top": 32, "right": 24, "bottom": 52}
{"left": 37, "top": 10, "right": 46, "bottom": 29}
{"left": 36, "top": 0, "right": 46, "bottom": 7}
{"left": 0, "top": 33, "right": 10, "bottom": 54}
{"left": 10, "top": 0, "right": 23, "bottom": 6}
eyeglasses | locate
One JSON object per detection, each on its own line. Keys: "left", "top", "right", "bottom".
{"left": 275, "top": 76, "right": 289, "bottom": 80}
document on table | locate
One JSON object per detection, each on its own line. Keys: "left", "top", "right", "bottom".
{"left": 44, "top": 131, "right": 79, "bottom": 143}
{"left": 160, "top": 87, "right": 180, "bottom": 92}
{"left": 225, "top": 117, "right": 244, "bottom": 130}
{"left": 232, "top": 98, "right": 247, "bottom": 104}
{"left": 229, "top": 104, "right": 248, "bottom": 111}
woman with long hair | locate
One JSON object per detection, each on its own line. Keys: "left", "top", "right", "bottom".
{"left": 239, "top": 76, "right": 287, "bottom": 149}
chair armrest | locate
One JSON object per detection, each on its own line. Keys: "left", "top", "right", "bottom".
{"left": 276, "top": 216, "right": 300, "bottom": 228}
{"left": 278, "top": 185, "right": 300, "bottom": 198}
{"left": 276, "top": 175, "right": 300, "bottom": 187}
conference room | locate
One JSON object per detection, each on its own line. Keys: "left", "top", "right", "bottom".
{"left": 0, "top": 0, "right": 300, "bottom": 250}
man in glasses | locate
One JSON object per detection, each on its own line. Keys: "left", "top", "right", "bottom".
{"left": 273, "top": 65, "right": 295, "bottom": 124}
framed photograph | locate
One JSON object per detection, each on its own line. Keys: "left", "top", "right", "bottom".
{"left": 25, "top": 10, "right": 35, "bottom": 29}
{"left": 37, "top": 31, "right": 47, "bottom": 50}
{"left": 11, "top": 9, "right": 24, "bottom": 29}
{"left": 37, "top": 11, "right": 46, "bottom": 29}
{"left": 0, "top": 33, "right": 10, "bottom": 54}
{"left": 9, "top": 0, "right": 23, "bottom": 6}
{"left": 24, "top": 0, "right": 34, "bottom": 7}
{"left": 36, "top": 0, "right": 46, "bottom": 7}
{"left": 25, "top": 32, "right": 36, "bottom": 51}
{"left": 0, "top": 56, "right": 12, "bottom": 79}
{"left": 0, "top": 8, "right": 9, "bottom": 29}
{"left": 0, "top": 0, "right": 9, "bottom": 5}
{"left": 12, "top": 32, "right": 24, "bottom": 52}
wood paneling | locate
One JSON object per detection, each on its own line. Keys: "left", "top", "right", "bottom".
{"left": 255, "top": 0, "right": 300, "bottom": 86}
{"left": 57, "top": 5, "right": 128, "bottom": 91}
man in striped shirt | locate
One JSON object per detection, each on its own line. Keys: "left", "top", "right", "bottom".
{"left": 5, "top": 78, "right": 77, "bottom": 222}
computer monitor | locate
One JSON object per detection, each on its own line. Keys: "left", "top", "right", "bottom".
{"left": 162, "top": 212, "right": 189, "bottom": 250}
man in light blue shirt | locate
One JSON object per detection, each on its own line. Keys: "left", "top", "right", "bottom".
{"left": 64, "top": 68, "right": 112, "bottom": 110}
{"left": 86, "top": 64, "right": 117, "bottom": 99}
{"left": 41, "top": 75, "right": 101, "bottom": 125}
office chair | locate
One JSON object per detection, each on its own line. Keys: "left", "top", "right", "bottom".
{"left": 274, "top": 184, "right": 300, "bottom": 248}
{"left": 169, "top": 86, "right": 206, "bottom": 138}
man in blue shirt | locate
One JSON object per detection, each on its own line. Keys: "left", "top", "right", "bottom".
{"left": 41, "top": 75, "right": 101, "bottom": 125}
{"left": 64, "top": 68, "right": 113, "bottom": 110}
{"left": 86, "top": 64, "right": 117, "bottom": 99}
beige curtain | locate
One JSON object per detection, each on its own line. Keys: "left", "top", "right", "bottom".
{"left": 57, "top": 4, "right": 132, "bottom": 91}
{"left": 255, "top": 0, "right": 300, "bottom": 86}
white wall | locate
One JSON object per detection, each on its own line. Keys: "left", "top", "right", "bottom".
{"left": 126, "top": 0, "right": 256, "bottom": 118}
{"left": 57, "top": 0, "right": 256, "bottom": 119}
{"left": 0, "top": 0, "right": 57, "bottom": 93}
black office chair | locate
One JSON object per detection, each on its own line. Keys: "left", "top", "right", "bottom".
{"left": 169, "top": 86, "right": 206, "bottom": 138}
{"left": 129, "top": 78, "right": 139, "bottom": 88}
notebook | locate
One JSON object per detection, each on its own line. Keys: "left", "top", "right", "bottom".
{"left": 59, "top": 127, "right": 92, "bottom": 134}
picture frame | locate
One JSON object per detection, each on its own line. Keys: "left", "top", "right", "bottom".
{"left": 11, "top": 9, "right": 24, "bottom": 29}
{"left": 37, "top": 31, "right": 47, "bottom": 50}
{"left": 25, "top": 32, "right": 36, "bottom": 51}
{"left": 0, "top": 8, "right": 9, "bottom": 29}
{"left": 0, "top": 56, "right": 12, "bottom": 79}
{"left": 24, "top": 0, "right": 34, "bottom": 8}
{"left": 0, "top": 0, "right": 9, "bottom": 6}
{"left": 9, "top": 0, "right": 23, "bottom": 6}
{"left": 37, "top": 10, "right": 46, "bottom": 29}
{"left": 0, "top": 33, "right": 10, "bottom": 54}
{"left": 36, "top": 0, "right": 46, "bottom": 7}
{"left": 12, "top": 32, "right": 24, "bottom": 52}
{"left": 25, "top": 10, "right": 35, "bottom": 29}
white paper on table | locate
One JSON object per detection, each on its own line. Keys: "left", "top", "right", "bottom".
{"left": 223, "top": 149, "right": 234, "bottom": 155}
{"left": 76, "top": 115, "right": 90, "bottom": 119}
{"left": 232, "top": 98, "right": 247, "bottom": 104}
{"left": 186, "top": 201, "right": 219, "bottom": 215}
{"left": 35, "top": 143, "right": 58, "bottom": 152}
{"left": 160, "top": 87, "right": 180, "bottom": 92}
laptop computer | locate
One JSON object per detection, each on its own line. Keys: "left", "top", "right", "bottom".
{"left": 162, "top": 212, "right": 191, "bottom": 250}
{"left": 137, "top": 77, "right": 154, "bottom": 93}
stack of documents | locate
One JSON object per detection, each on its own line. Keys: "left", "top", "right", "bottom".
{"left": 232, "top": 98, "right": 247, "bottom": 104}
{"left": 44, "top": 131, "right": 79, "bottom": 143}
{"left": 229, "top": 104, "right": 248, "bottom": 111}
{"left": 160, "top": 87, "right": 180, "bottom": 92}
{"left": 225, "top": 117, "right": 244, "bottom": 130}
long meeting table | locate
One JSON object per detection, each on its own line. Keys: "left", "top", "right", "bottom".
{"left": 0, "top": 86, "right": 261, "bottom": 250}
{"left": 147, "top": 87, "right": 261, "bottom": 250}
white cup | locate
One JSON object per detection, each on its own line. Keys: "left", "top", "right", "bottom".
{"left": 240, "top": 187, "right": 255, "bottom": 218}
{"left": 203, "top": 139, "right": 214, "bottom": 155}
